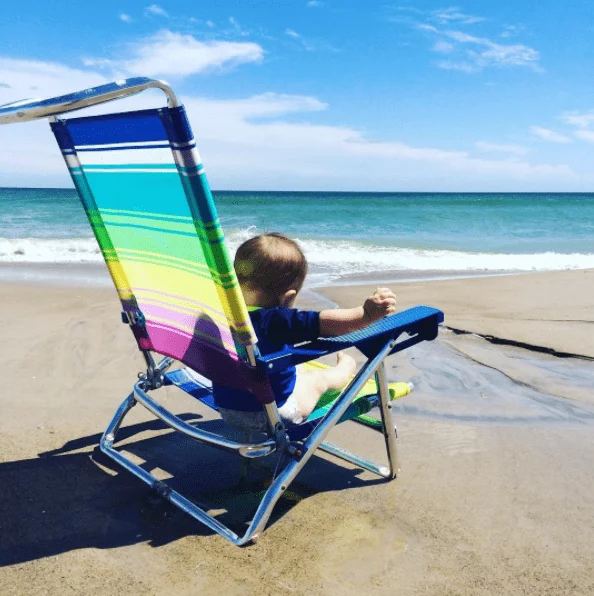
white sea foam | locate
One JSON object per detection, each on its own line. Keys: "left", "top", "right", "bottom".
{"left": 2, "top": 234, "right": 594, "bottom": 277}
{"left": 0, "top": 237, "right": 103, "bottom": 263}
{"left": 225, "top": 232, "right": 594, "bottom": 276}
{"left": 295, "top": 238, "right": 594, "bottom": 274}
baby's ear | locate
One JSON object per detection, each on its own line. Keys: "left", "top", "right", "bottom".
{"left": 281, "top": 289, "right": 297, "bottom": 307}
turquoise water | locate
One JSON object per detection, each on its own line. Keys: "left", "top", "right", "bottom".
{"left": 216, "top": 191, "right": 594, "bottom": 254}
{"left": 1, "top": 188, "right": 594, "bottom": 281}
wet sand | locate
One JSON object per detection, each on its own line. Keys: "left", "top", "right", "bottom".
{"left": 1, "top": 270, "right": 594, "bottom": 595}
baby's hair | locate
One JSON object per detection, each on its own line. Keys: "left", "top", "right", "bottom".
{"left": 234, "top": 233, "right": 308, "bottom": 304}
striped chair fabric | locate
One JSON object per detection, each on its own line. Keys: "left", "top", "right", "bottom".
{"left": 50, "top": 107, "right": 262, "bottom": 392}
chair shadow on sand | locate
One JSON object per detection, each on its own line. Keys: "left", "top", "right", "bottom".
{"left": 0, "top": 412, "right": 387, "bottom": 567}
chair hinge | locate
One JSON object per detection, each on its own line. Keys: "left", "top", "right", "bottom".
{"left": 121, "top": 310, "right": 146, "bottom": 327}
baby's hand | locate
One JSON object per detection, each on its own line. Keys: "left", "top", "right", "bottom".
{"left": 362, "top": 288, "right": 397, "bottom": 323}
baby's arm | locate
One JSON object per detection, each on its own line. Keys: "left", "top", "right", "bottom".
{"left": 319, "top": 288, "right": 397, "bottom": 337}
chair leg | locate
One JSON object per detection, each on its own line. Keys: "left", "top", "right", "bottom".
{"left": 319, "top": 441, "right": 390, "bottom": 476}
{"left": 239, "top": 433, "right": 255, "bottom": 484}
{"left": 244, "top": 340, "right": 400, "bottom": 540}
{"left": 375, "top": 362, "right": 400, "bottom": 479}
{"left": 316, "top": 362, "right": 400, "bottom": 479}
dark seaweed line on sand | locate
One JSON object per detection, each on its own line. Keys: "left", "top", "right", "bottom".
{"left": 443, "top": 326, "right": 594, "bottom": 362}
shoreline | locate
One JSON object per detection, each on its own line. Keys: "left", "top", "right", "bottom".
{"left": 0, "top": 262, "right": 110, "bottom": 287}
{"left": 0, "top": 259, "right": 592, "bottom": 288}
{"left": 311, "top": 267, "right": 526, "bottom": 287}
{"left": 2, "top": 262, "right": 592, "bottom": 359}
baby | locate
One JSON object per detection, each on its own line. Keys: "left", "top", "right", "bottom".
{"left": 213, "top": 233, "right": 397, "bottom": 431}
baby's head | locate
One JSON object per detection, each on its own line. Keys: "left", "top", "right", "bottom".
{"left": 234, "top": 233, "right": 307, "bottom": 308}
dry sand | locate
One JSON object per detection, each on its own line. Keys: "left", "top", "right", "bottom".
{"left": 1, "top": 270, "right": 594, "bottom": 595}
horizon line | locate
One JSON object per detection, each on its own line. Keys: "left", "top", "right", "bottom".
{"left": 1, "top": 186, "right": 593, "bottom": 195}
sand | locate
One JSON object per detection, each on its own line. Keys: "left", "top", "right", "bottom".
{"left": 318, "top": 268, "right": 594, "bottom": 359}
{"left": 1, "top": 269, "right": 594, "bottom": 595}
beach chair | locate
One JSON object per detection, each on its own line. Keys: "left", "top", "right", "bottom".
{"left": 0, "top": 78, "right": 444, "bottom": 545}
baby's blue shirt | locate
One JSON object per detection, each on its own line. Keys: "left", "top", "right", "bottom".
{"left": 212, "top": 307, "right": 320, "bottom": 412}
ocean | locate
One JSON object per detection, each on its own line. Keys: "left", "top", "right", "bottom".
{"left": 1, "top": 187, "right": 594, "bottom": 286}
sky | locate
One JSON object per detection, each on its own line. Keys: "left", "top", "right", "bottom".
{"left": 0, "top": 0, "right": 594, "bottom": 191}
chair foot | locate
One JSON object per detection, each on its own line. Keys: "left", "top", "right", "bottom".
{"left": 320, "top": 441, "right": 392, "bottom": 478}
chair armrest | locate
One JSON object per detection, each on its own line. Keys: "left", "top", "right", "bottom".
{"left": 256, "top": 305, "right": 444, "bottom": 374}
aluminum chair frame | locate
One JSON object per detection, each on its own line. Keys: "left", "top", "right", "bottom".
{"left": 103, "top": 339, "right": 395, "bottom": 545}
{"left": 0, "top": 79, "right": 444, "bottom": 545}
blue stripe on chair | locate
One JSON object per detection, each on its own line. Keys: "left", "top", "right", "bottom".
{"left": 317, "top": 306, "right": 443, "bottom": 345}
{"left": 161, "top": 106, "right": 194, "bottom": 145}
{"left": 163, "top": 369, "right": 216, "bottom": 407}
{"left": 51, "top": 120, "right": 75, "bottom": 152}
{"left": 64, "top": 108, "right": 168, "bottom": 146}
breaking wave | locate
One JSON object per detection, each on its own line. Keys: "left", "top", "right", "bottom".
{"left": 2, "top": 232, "right": 593, "bottom": 278}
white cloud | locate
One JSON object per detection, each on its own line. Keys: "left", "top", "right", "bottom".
{"left": 120, "top": 13, "right": 133, "bottom": 23}
{"left": 0, "top": 57, "right": 578, "bottom": 191}
{"left": 475, "top": 141, "right": 529, "bottom": 155}
{"left": 418, "top": 23, "right": 438, "bottom": 33}
{"left": 283, "top": 28, "right": 316, "bottom": 51}
{"left": 206, "top": 20, "right": 215, "bottom": 28}
{"left": 307, "top": 1, "right": 323, "bottom": 6}
{"left": 125, "top": 31, "right": 263, "bottom": 76}
{"left": 560, "top": 111, "right": 594, "bottom": 128}
{"left": 432, "top": 40, "right": 454, "bottom": 53}
{"left": 227, "top": 93, "right": 327, "bottom": 117}
{"left": 228, "top": 16, "right": 249, "bottom": 36}
{"left": 554, "top": 110, "right": 594, "bottom": 143}
{"left": 442, "top": 30, "right": 477, "bottom": 43}
{"left": 574, "top": 130, "right": 594, "bottom": 143}
{"left": 87, "top": 30, "right": 264, "bottom": 78}
{"left": 0, "top": 60, "right": 110, "bottom": 186}
{"left": 439, "top": 29, "right": 541, "bottom": 70}
{"left": 434, "top": 59, "right": 476, "bottom": 73}
{"left": 408, "top": 16, "right": 541, "bottom": 73}
{"left": 145, "top": 4, "right": 168, "bottom": 17}
{"left": 530, "top": 126, "right": 571, "bottom": 143}
{"left": 433, "top": 8, "right": 485, "bottom": 25}
{"left": 531, "top": 110, "right": 594, "bottom": 145}
{"left": 395, "top": 6, "right": 484, "bottom": 25}
{"left": 0, "top": 58, "right": 106, "bottom": 102}
{"left": 176, "top": 95, "right": 576, "bottom": 189}
{"left": 476, "top": 41, "right": 539, "bottom": 69}
{"left": 500, "top": 24, "right": 525, "bottom": 39}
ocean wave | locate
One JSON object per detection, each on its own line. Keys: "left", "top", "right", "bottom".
{"left": 294, "top": 238, "right": 594, "bottom": 274}
{"left": 224, "top": 231, "right": 594, "bottom": 274}
{"left": 2, "top": 234, "right": 594, "bottom": 275}
{"left": 0, "top": 237, "right": 103, "bottom": 262}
